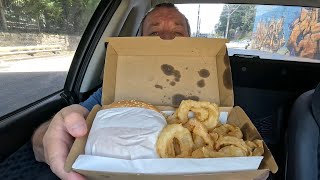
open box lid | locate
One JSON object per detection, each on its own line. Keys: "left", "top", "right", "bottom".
{"left": 102, "top": 37, "right": 234, "bottom": 107}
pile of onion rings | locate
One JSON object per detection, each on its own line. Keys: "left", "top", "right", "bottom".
{"left": 156, "top": 100, "right": 264, "bottom": 158}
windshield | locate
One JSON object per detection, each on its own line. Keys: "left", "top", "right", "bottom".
{"left": 176, "top": 4, "right": 320, "bottom": 63}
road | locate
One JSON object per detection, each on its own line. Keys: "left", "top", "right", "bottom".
{"left": 0, "top": 54, "right": 73, "bottom": 117}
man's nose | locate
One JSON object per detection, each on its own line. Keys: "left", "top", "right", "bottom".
{"left": 159, "top": 32, "right": 175, "bottom": 40}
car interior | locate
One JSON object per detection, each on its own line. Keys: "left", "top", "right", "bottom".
{"left": 1, "top": 0, "right": 320, "bottom": 179}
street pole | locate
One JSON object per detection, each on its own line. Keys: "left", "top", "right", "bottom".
{"left": 224, "top": 5, "right": 240, "bottom": 39}
{"left": 196, "top": 4, "right": 200, "bottom": 37}
{"left": 225, "top": 13, "right": 230, "bottom": 39}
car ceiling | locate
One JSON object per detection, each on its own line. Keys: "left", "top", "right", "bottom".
{"left": 152, "top": 0, "right": 319, "bottom": 7}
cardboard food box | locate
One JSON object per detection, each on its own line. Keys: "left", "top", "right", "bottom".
{"left": 65, "top": 37, "right": 278, "bottom": 180}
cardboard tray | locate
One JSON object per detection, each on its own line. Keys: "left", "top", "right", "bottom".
{"left": 65, "top": 37, "right": 278, "bottom": 180}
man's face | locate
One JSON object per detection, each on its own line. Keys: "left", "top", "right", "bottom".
{"left": 142, "top": 8, "right": 189, "bottom": 39}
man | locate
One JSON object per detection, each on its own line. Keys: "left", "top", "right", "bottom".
{"left": 32, "top": 3, "right": 191, "bottom": 180}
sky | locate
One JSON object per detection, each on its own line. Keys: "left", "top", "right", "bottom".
{"left": 176, "top": 4, "right": 224, "bottom": 34}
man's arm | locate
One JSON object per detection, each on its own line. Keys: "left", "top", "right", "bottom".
{"left": 79, "top": 87, "right": 102, "bottom": 111}
{"left": 31, "top": 87, "right": 101, "bottom": 179}
{"left": 31, "top": 104, "right": 89, "bottom": 180}
{"left": 32, "top": 120, "right": 51, "bottom": 162}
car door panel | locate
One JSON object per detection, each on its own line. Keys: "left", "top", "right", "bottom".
{"left": 0, "top": 92, "right": 66, "bottom": 162}
{"left": 0, "top": 0, "right": 122, "bottom": 162}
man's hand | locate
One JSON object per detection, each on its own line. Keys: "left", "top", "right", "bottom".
{"left": 32, "top": 104, "right": 89, "bottom": 180}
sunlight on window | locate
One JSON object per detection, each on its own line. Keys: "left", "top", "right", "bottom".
{"left": 176, "top": 4, "right": 224, "bottom": 37}
{"left": 0, "top": 0, "right": 101, "bottom": 117}
{"left": 177, "top": 3, "right": 320, "bottom": 63}
{"left": 0, "top": 0, "right": 100, "bottom": 73}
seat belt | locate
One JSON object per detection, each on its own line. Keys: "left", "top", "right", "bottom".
{"left": 312, "top": 83, "right": 320, "bottom": 127}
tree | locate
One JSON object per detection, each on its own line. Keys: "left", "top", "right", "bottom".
{"left": 215, "top": 4, "right": 256, "bottom": 40}
{"left": 224, "top": 5, "right": 240, "bottom": 38}
{"left": 0, "top": 0, "right": 8, "bottom": 31}
{"left": 0, "top": 0, "right": 7, "bottom": 31}
{"left": 1, "top": 0, "right": 100, "bottom": 35}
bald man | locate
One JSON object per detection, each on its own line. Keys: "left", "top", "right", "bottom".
{"left": 32, "top": 3, "right": 191, "bottom": 180}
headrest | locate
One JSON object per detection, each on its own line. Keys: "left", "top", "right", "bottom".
{"left": 312, "top": 83, "right": 320, "bottom": 127}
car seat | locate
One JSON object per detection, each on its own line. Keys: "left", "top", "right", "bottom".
{"left": 287, "top": 83, "right": 320, "bottom": 180}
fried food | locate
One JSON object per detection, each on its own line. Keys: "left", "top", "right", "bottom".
{"left": 209, "top": 132, "right": 219, "bottom": 142}
{"left": 173, "top": 138, "right": 181, "bottom": 156}
{"left": 165, "top": 138, "right": 175, "bottom": 157}
{"left": 158, "top": 100, "right": 265, "bottom": 159}
{"left": 191, "top": 147, "right": 205, "bottom": 158}
{"left": 191, "top": 107, "right": 209, "bottom": 122}
{"left": 211, "top": 124, "right": 243, "bottom": 139}
{"left": 168, "top": 100, "right": 219, "bottom": 130}
{"left": 166, "top": 113, "right": 181, "bottom": 124}
{"left": 246, "top": 139, "right": 264, "bottom": 156}
{"left": 219, "top": 145, "right": 247, "bottom": 157}
{"left": 157, "top": 124, "right": 194, "bottom": 158}
{"left": 184, "top": 119, "right": 214, "bottom": 149}
{"left": 200, "top": 145, "right": 247, "bottom": 158}
{"left": 158, "top": 124, "right": 264, "bottom": 158}
{"left": 215, "top": 136, "right": 249, "bottom": 155}
{"left": 193, "top": 134, "right": 205, "bottom": 149}
{"left": 202, "top": 146, "right": 225, "bottom": 158}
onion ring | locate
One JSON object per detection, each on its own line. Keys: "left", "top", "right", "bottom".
{"left": 184, "top": 119, "right": 214, "bottom": 149}
{"left": 246, "top": 139, "right": 264, "bottom": 156}
{"left": 165, "top": 138, "right": 175, "bottom": 157}
{"left": 191, "top": 147, "right": 205, "bottom": 158}
{"left": 166, "top": 113, "right": 182, "bottom": 124}
{"left": 190, "top": 107, "right": 209, "bottom": 122}
{"left": 168, "top": 100, "right": 219, "bottom": 130}
{"left": 219, "top": 145, "right": 247, "bottom": 157}
{"left": 215, "top": 136, "right": 249, "bottom": 154}
{"left": 173, "top": 137, "right": 181, "bottom": 156}
{"left": 202, "top": 145, "right": 247, "bottom": 158}
{"left": 156, "top": 124, "right": 194, "bottom": 158}
{"left": 193, "top": 134, "right": 205, "bottom": 149}
{"left": 209, "top": 132, "right": 219, "bottom": 143}
{"left": 211, "top": 124, "right": 243, "bottom": 139}
{"left": 202, "top": 146, "right": 225, "bottom": 158}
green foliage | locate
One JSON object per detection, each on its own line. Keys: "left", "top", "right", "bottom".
{"left": 1, "top": 0, "right": 100, "bottom": 35}
{"left": 228, "top": 29, "right": 236, "bottom": 39}
{"left": 215, "top": 4, "right": 256, "bottom": 40}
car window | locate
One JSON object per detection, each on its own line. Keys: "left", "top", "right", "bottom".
{"left": 0, "top": 0, "right": 101, "bottom": 117}
{"left": 176, "top": 4, "right": 320, "bottom": 63}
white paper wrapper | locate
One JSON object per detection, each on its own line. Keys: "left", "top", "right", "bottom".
{"left": 85, "top": 107, "right": 167, "bottom": 160}
{"left": 73, "top": 155, "right": 263, "bottom": 175}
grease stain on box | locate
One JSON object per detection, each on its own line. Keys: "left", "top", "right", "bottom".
{"left": 197, "top": 79, "right": 205, "bottom": 88}
{"left": 154, "top": 84, "right": 163, "bottom": 89}
{"left": 161, "top": 64, "right": 181, "bottom": 82}
{"left": 198, "top": 69, "right": 210, "bottom": 78}
{"left": 223, "top": 70, "right": 232, "bottom": 90}
{"left": 172, "top": 94, "right": 200, "bottom": 106}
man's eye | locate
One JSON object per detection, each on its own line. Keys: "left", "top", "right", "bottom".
{"left": 149, "top": 32, "right": 159, "bottom": 36}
